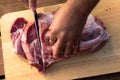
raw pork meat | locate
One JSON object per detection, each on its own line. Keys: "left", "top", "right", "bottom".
{"left": 10, "top": 11, "right": 110, "bottom": 72}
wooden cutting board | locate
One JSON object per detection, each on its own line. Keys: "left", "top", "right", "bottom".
{"left": 0, "top": 37, "right": 5, "bottom": 78}
{"left": 1, "top": 0, "right": 120, "bottom": 80}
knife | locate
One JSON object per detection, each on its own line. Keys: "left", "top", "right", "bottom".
{"left": 33, "top": 10, "right": 45, "bottom": 72}
{"left": 29, "top": 0, "right": 45, "bottom": 72}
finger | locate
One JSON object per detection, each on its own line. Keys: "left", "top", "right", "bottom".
{"left": 64, "top": 41, "right": 74, "bottom": 58}
{"left": 53, "top": 38, "right": 65, "bottom": 58}
{"left": 49, "top": 33, "right": 57, "bottom": 45}
{"left": 40, "top": 23, "right": 51, "bottom": 44}
{"left": 73, "top": 37, "right": 80, "bottom": 55}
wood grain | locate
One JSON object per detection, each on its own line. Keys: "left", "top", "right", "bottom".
{"left": 0, "top": 38, "right": 4, "bottom": 77}
{"left": 0, "top": 0, "right": 120, "bottom": 80}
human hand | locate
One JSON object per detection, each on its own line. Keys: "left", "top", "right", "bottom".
{"left": 49, "top": 1, "right": 88, "bottom": 58}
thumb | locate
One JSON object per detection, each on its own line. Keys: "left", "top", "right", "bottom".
{"left": 49, "top": 33, "right": 57, "bottom": 45}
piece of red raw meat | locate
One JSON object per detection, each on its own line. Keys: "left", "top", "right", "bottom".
{"left": 10, "top": 18, "right": 27, "bottom": 58}
{"left": 10, "top": 11, "right": 110, "bottom": 72}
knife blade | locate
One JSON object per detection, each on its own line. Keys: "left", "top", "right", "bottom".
{"left": 32, "top": 10, "right": 45, "bottom": 72}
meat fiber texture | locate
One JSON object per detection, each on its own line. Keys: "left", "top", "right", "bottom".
{"left": 10, "top": 11, "right": 110, "bottom": 72}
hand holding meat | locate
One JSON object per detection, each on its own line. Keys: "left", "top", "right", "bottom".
{"left": 49, "top": 0, "right": 100, "bottom": 58}
{"left": 49, "top": 5, "right": 87, "bottom": 58}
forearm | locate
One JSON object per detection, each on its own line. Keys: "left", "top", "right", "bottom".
{"left": 65, "top": 0, "right": 100, "bottom": 17}
{"left": 52, "top": 0, "right": 100, "bottom": 33}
